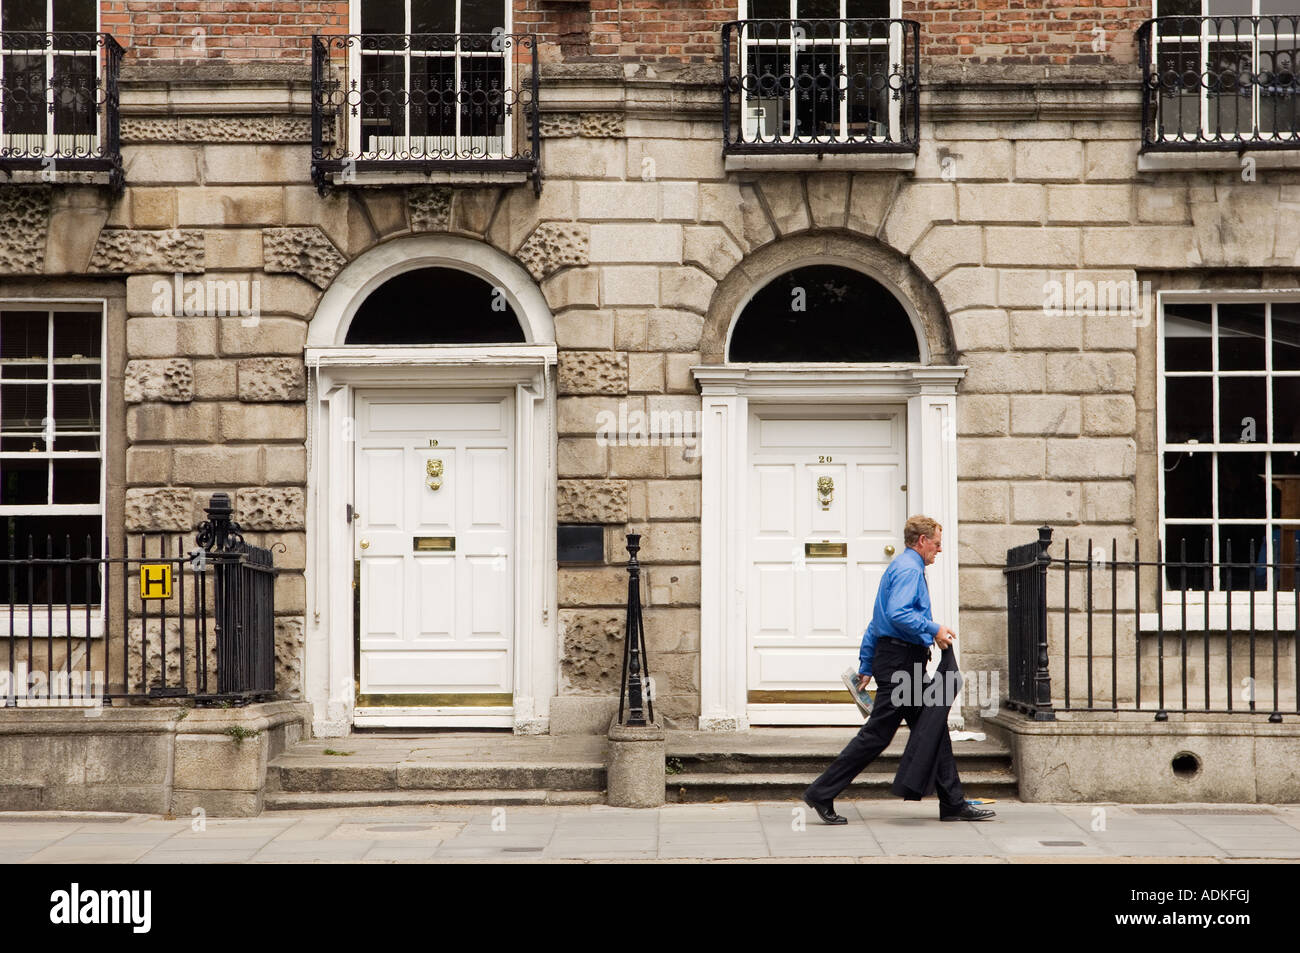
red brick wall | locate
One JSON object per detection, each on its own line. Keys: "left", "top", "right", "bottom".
{"left": 99, "top": 1, "right": 1158, "bottom": 67}
{"left": 103, "top": 1, "right": 348, "bottom": 62}
{"left": 903, "top": 1, "right": 1155, "bottom": 66}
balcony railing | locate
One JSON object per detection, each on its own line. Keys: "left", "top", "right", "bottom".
{"left": 311, "top": 32, "right": 540, "bottom": 194}
{"left": 1138, "top": 15, "right": 1300, "bottom": 150}
{"left": 1005, "top": 528, "right": 1298, "bottom": 723}
{"left": 0, "top": 31, "right": 123, "bottom": 189}
{"left": 722, "top": 18, "right": 919, "bottom": 154}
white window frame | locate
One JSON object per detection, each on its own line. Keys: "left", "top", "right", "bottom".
{"left": 348, "top": 0, "right": 512, "bottom": 161}
{"left": 1155, "top": 289, "right": 1300, "bottom": 628}
{"left": 737, "top": 0, "right": 902, "bottom": 144}
{"left": 0, "top": 0, "right": 103, "bottom": 158}
{"left": 0, "top": 299, "right": 107, "bottom": 638}
{"left": 1149, "top": 1, "right": 1299, "bottom": 143}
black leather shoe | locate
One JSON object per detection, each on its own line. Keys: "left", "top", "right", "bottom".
{"left": 940, "top": 804, "right": 996, "bottom": 822}
{"left": 803, "top": 794, "right": 848, "bottom": 825}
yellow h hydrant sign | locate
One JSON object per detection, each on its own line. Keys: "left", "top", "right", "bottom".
{"left": 139, "top": 563, "right": 173, "bottom": 600}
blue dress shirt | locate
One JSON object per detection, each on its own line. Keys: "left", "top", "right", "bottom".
{"left": 858, "top": 546, "right": 940, "bottom": 678}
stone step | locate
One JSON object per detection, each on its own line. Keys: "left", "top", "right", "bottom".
{"left": 667, "top": 751, "right": 1012, "bottom": 775}
{"left": 263, "top": 789, "right": 603, "bottom": 810}
{"left": 268, "top": 761, "right": 605, "bottom": 793}
{"left": 664, "top": 769, "right": 1020, "bottom": 804}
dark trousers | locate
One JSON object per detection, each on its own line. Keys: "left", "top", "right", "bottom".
{"left": 804, "top": 637, "right": 966, "bottom": 814}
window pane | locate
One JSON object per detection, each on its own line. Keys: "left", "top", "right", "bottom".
{"left": 1165, "top": 376, "right": 1212, "bottom": 442}
{"left": 53, "top": 384, "right": 98, "bottom": 431}
{"left": 1165, "top": 523, "right": 1211, "bottom": 591}
{"left": 458, "top": 0, "right": 502, "bottom": 34}
{"left": 1206, "top": 41, "right": 1253, "bottom": 137}
{"left": 0, "top": 458, "right": 47, "bottom": 505}
{"left": 53, "top": 434, "right": 98, "bottom": 452}
{"left": 52, "top": 55, "right": 97, "bottom": 140}
{"left": 1164, "top": 304, "right": 1212, "bottom": 371}
{"left": 1207, "top": 1, "right": 1257, "bottom": 15}
{"left": 846, "top": 48, "right": 890, "bottom": 138}
{"left": 1, "top": 56, "right": 47, "bottom": 137}
{"left": 1272, "top": 302, "right": 1300, "bottom": 369}
{"left": 845, "top": 0, "right": 890, "bottom": 16}
{"left": 0, "top": 311, "right": 47, "bottom": 361}
{"left": 0, "top": 515, "right": 102, "bottom": 604}
{"left": 1217, "top": 302, "right": 1265, "bottom": 370}
{"left": 1156, "top": 0, "right": 1202, "bottom": 16}
{"left": 52, "top": 0, "right": 96, "bottom": 33}
{"left": 52, "top": 312, "right": 98, "bottom": 359}
{"left": 748, "top": 0, "right": 791, "bottom": 19}
{"left": 1220, "top": 524, "right": 1268, "bottom": 591}
{"left": 2, "top": 0, "right": 46, "bottom": 32}
{"left": 1218, "top": 450, "right": 1267, "bottom": 518}
{"left": 411, "top": 0, "right": 454, "bottom": 33}
{"left": 1217, "top": 376, "right": 1265, "bottom": 442}
{"left": 1, "top": 383, "right": 47, "bottom": 435}
{"left": 361, "top": 0, "right": 405, "bottom": 34}
{"left": 52, "top": 458, "right": 97, "bottom": 504}
{"left": 1273, "top": 377, "right": 1300, "bottom": 442}
{"left": 1165, "top": 451, "right": 1212, "bottom": 517}
{"left": 791, "top": 50, "right": 842, "bottom": 138}
{"left": 1272, "top": 449, "right": 1300, "bottom": 519}
{"left": 799, "top": 0, "right": 840, "bottom": 17}
{"left": 359, "top": 54, "right": 406, "bottom": 152}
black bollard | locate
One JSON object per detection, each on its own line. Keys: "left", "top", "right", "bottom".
{"left": 618, "top": 533, "right": 654, "bottom": 727}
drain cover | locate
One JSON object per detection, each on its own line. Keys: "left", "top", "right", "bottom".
{"left": 1040, "top": 840, "right": 1086, "bottom": 847}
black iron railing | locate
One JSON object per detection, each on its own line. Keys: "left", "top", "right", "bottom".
{"left": 1005, "top": 527, "right": 1299, "bottom": 723}
{"left": 0, "top": 31, "right": 123, "bottom": 189}
{"left": 722, "top": 18, "right": 920, "bottom": 154}
{"left": 311, "top": 32, "right": 540, "bottom": 194}
{"left": 1138, "top": 15, "right": 1300, "bottom": 150}
{"left": 0, "top": 493, "right": 277, "bottom": 707}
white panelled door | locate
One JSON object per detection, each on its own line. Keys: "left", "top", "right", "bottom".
{"left": 354, "top": 390, "right": 514, "bottom": 707}
{"left": 746, "top": 406, "right": 907, "bottom": 725}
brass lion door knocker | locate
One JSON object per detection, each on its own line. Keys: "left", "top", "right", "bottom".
{"left": 426, "top": 458, "right": 444, "bottom": 491}
{"left": 817, "top": 475, "right": 834, "bottom": 510}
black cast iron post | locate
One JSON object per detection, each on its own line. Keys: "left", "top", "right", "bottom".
{"left": 618, "top": 534, "right": 654, "bottom": 727}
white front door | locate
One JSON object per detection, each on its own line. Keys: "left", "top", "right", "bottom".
{"left": 746, "top": 406, "right": 907, "bottom": 725}
{"left": 353, "top": 389, "right": 514, "bottom": 721}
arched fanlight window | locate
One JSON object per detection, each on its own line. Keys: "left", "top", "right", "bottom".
{"left": 345, "top": 266, "right": 526, "bottom": 344}
{"left": 727, "top": 264, "right": 920, "bottom": 362}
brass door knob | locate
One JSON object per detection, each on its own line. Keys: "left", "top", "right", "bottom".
{"left": 884, "top": 544, "right": 895, "bottom": 556}
{"left": 360, "top": 539, "right": 370, "bottom": 550}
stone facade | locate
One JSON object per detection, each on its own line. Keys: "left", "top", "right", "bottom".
{"left": 2, "top": 1, "right": 1296, "bottom": 734}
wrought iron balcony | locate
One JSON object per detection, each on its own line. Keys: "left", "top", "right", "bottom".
{"left": 1138, "top": 15, "right": 1300, "bottom": 150}
{"left": 311, "top": 32, "right": 540, "bottom": 193}
{"left": 0, "top": 32, "right": 123, "bottom": 189}
{"left": 722, "top": 18, "right": 919, "bottom": 155}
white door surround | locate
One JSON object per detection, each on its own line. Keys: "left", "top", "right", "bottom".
{"left": 692, "top": 364, "right": 967, "bottom": 731}
{"left": 304, "top": 236, "right": 557, "bottom": 736}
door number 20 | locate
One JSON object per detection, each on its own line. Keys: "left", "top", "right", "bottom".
{"left": 818, "top": 455, "right": 832, "bottom": 463}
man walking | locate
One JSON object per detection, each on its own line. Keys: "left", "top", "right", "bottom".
{"left": 802, "top": 515, "right": 995, "bottom": 824}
